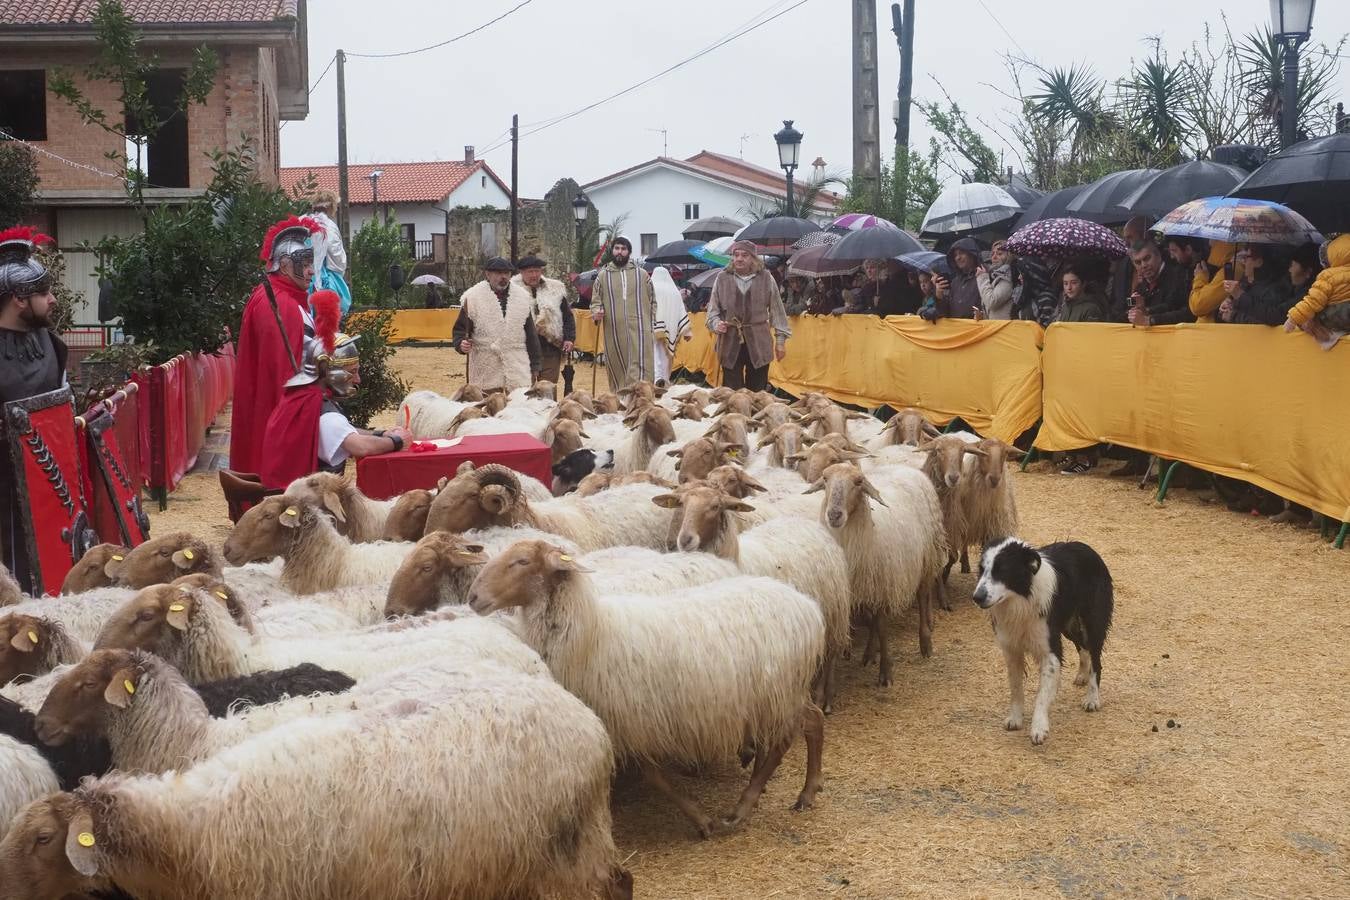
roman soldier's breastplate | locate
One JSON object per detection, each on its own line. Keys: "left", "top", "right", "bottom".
{"left": 0, "top": 329, "right": 60, "bottom": 409}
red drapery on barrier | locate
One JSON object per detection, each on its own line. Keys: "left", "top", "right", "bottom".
{"left": 144, "top": 345, "right": 236, "bottom": 495}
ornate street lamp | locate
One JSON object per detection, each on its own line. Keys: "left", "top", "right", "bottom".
{"left": 774, "top": 120, "right": 803, "bottom": 218}
{"left": 368, "top": 169, "right": 384, "bottom": 223}
{"left": 1270, "top": 0, "right": 1316, "bottom": 149}
{"left": 572, "top": 191, "right": 589, "bottom": 240}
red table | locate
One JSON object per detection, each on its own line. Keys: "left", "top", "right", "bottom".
{"left": 356, "top": 433, "right": 553, "bottom": 500}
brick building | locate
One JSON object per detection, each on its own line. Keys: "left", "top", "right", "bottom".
{"left": 0, "top": 0, "right": 309, "bottom": 321}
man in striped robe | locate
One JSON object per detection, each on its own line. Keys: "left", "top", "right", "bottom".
{"left": 590, "top": 236, "right": 655, "bottom": 389}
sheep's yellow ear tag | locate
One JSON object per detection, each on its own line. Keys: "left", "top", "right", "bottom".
{"left": 123, "top": 680, "right": 136, "bottom": 696}
{"left": 727, "top": 449, "right": 740, "bottom": 457}
{"left": 169, "top": 603, "right": 186, "bottom": 612}
{"left": 111, "top": 554, "right": 124, "bottom": 561}
{"left": 28, "top": 630, "right": 39, "bottom": 644}
{"left": 559, "top": 554, "right": 574, "bottom": 562}
{"left": 182, "top": 549, "right": 194, "bottom": 561}
{"left": 284, "top": 507, "right": 299, "bottom": 516}
{"left": 77, "top": 832, "right": 96, "bottom": 848}
{"left": 214, "top": 591, "right": 229, "bottom": 600}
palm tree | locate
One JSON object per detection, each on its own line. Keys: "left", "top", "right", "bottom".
{"left": 1027, "top": 65, "right": 1121, "bottom": 168}
{"left": 1237, "top": 28, "right": 1346, "bottom": 149}
{"left": 1122, "top": 53, "right": 1192, "bottom": 165}
{"left": 737, "top": 174, "right": 844, "bottom": 222}
{"left": 573, "top": 213, "right": 628, "bottom": 272}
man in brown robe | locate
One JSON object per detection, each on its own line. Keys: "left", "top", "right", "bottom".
{"left": 705, "top": 240, "right": 790, "bottom": 390}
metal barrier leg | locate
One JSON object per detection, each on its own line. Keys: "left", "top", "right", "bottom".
{"left": 1336, "top": 521, "right": 1348, "bottom": 550}
{"left": 1155, "top": 460, "right": 1182, "bottom": 502}
{"left": 1020, "top": 448, "right": 1037, "bottom": 472}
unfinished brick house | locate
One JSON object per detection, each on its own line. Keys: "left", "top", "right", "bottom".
{"left": 0, "top": 0, "right": 309, "bottom": 321}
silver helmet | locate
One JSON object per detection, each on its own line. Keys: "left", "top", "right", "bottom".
{"left": 260, "top": 217, "right": 319, "bottom": 274}
{"left": 0, "top": 227, "right": 54, "bottom": 301}
{"left": 284, "top": 330, "right": 361, "bottom": 396}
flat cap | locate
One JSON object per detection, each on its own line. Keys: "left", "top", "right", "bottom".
{"left": 483, "top": 256, "right": 514, "bottom": 272}
{"left": 516, "top": 254, "right": 547, "bottom": 269}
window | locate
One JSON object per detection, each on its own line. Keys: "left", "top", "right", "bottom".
{"left": 640, "top": 233, "right": 658, "bottom": 256}
{"left": 0, "top": 70, "right": 47, "bottom": 140}
{"left": 124, "top": 69, "right": 189, "bottom": 187}
{"left": 480, "top": 222, "right": 498, "bottom": 257}
{"left": 399, "top": 223, "right": 415, "bottom": 244}
{"left": 683, "top": 203, "right": 700, "bottom": 221}
{"left": 481, "top": 175, "right": 486, "bottom": 188}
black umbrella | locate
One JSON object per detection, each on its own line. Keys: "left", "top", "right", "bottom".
{"left": 1065, "top": 169, "right": 1161, "bottom": 225}
{"left": 1016, "top": 184, "right": 1087, "bottom": 225}
{"left": 1228, "top": 133, "right": 1350, "bottom": 234}
{"left": 1117, "top": 161, "right": 1247, "bottom": 222}
{"left": 822, "top": 224, "right": 925, "bottom": 264}
{"left": 681, "top": 216, "right": 743, "bottom": 240}
{"left": 644, "top": 239, "right": 705, "bottom": 265}
{"left": 1003, "top": 182, "right": 1044, "bottom": 207}
{"left": 737, "top": 216, "right": 822, "bottom": 251}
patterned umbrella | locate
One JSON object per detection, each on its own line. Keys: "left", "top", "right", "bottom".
{"left": 829, "top": 213, "right": 896, "bottom": 232}
{"left": 788, "top": 245, "right": 860, "bottom": 278}
{"left": 1006, "top": 217, "right": 1129, "bottom": 260}
{"left": 1151, "top": 197, "right": 1324, "bottom": 246}
{"left": 791, "top": 230, "right": 843, "bottom": 250}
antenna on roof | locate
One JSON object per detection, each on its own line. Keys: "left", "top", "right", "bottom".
{"left": 645, "top": 127, "right": 669, "bottom": 157}
{"left": 739, "top": 133, "right": 755, "bottom": 159}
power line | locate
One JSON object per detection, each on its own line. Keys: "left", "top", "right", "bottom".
{"left": 480, "top": 0, "right": 814, "bottom": 155}
{"left": 345, "top": 0, "right": 536, "bottom": 59}
{"left": 280, "top": 52, "right": 338, "bottom": 131}
{"left": 974, "top": 0, "right": 1030, "bottom": 60}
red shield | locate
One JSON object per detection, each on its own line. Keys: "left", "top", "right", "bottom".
{"left": 82, "top": 394, "right": 150, "bottom": 548}
{"left": 4, "top": 388, "right": 99, "bottom": 596}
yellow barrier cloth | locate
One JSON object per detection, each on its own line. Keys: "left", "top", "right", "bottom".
{"left": 381, "top": 309, "right": 459, "bottom": 343}
{"left": 671, "top": 314, "right": 1042, "bottom": 444}
{"left": 573, "top": 309, "right": 601, "bottom": 355}
{"left": 1037, "top": 323, "right": 1350, "bottom": 521}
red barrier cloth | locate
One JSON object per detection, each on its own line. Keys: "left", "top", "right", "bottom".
{"left": 356, "top": 434, "right": 553, "bottom": 500}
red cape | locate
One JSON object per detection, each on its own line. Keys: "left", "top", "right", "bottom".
{"left": 229, "top": 275, "right": 308, "bottom": 474}
{"left": 259, "top": 383, "right": 324, "bottom": 490}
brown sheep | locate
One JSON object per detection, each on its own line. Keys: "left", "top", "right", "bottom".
{"left": 562, "top": 390, "right": 597, "bottom": 413}
{"left": 0, "top": 613, "right": 85, "bottom": 687}
{"left": 574, "top": 471, "right": 675, "bottom": 498}
{"left": 917, "top": 435, "right": 988, "bottom": 590}
{"left": 60, "top": 544, "right": 130, "bottom": 595}
{"left": 703, "top": 465, "right": 768, "bottom": 500}
{"left": 551, "top": 398, "right": 593, "bottom": 425}
{"left": 447, "top": 405, "right": 486, "bottom": 434}
{"left": 382, "top": 532, "right": 491, "bottom": 618}
{"left": 703, "top": 413, "right": 754, "bottom": 457}
{"left": 105, "top": 533, "right": 221, "bottom": 588}
{"left": 759, "top": 422, "right": 811, "bottom": 469}
{"left": 713, "top": 392, "right": 754, "bottom": 418}
{"left": 543, "top": 418, "right": 589, "bottom": 465}
{"left": 879, "top": 407, "right": 941, "bottom": 447}
{"left": 786, "top": 443, "right": 870, "bottom": 483}
{"left": 449, "top": 383, "right": 485, "bottom": 402}
{"left": 675, "top": 398, "right": 706, "bottom": 421}
{"left": 382, "top": 488, "right": 437, "bottom": 542}
{"left": 665, "top": 437, "right": 739, "bottom": 485}
{"left": 592, "top": 392, "right": 622, "bottom": 414}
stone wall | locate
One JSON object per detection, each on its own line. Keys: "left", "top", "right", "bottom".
{"left": 443, "top": 177, "right": 598, "bottom": 282}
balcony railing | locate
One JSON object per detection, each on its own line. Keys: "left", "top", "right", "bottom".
{"left": 412, "top": 239, "right": 434, "bottom": 260}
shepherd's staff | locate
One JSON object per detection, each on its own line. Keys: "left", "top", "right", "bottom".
{"left": 591, "top": 315, "right": 603, "bottom": 393}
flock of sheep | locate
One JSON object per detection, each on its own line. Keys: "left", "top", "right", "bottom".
{"left": 0, "top": 378, "right": 1022, "bottom": 900}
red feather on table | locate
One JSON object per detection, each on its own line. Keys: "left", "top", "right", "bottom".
{"left": 311, "top": 290, "right": 341, "bottom": 354}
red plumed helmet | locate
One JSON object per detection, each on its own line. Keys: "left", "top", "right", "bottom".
{"left": 0, "top": 226, "right": 55, "bottom": 249}
{"left": 311, "top": 290, "right": 342, "bottom": 355}
{"left": 258, "top": 215, "right": 322, "bottom": 263}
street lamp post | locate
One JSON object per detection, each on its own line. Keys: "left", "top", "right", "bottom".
{"left": 369, "top": 169, "right": 383, "bottom": 223}
{"left": 774, "top": 120, "right": 804, "bottom": 218}
{"left": 572, "top": 192, "right": 589, "bottom": 268}
{"left": 1270, "top": 0, "right": 1316, "bottom": 150}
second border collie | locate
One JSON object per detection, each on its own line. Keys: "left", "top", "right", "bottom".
{"left": 973, "top": 538, "right": 1114, "bottom": 746}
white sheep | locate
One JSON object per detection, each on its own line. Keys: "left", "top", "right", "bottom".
{"left": 399, "top": 388, "right": 468, "bottom": 438}
{"left": 423, "top": 465, "right": 672, "bottom": 552}
{"left": 2, "top": 670, "right": 630, "bottom": 900}
{"left": 223, "top": 496, "right": 415, "bottom": 597}
{"left": 92, "top": 582, "right": 539, "bottom": 685}
{"left": 284, "top": 470, "right": 396, "bottom": 543}
{"left": 0, "top": 734, "right": 58, "bottom": 837}
{"left": 34, "top": 643, "right": 550, "bottom": 775}
{"left": 467, "top": 539, "right": 826, "bottom": 838}
{"left": 806, "top": 461, "right": 949, "bottom": 679}
{"left": 653, "top": 484, "right": 852, "bottom": 711}
{"left": 953, "top": 438, "right": 1022, "bottom": 574}
{"left": 0, "top": 563, "right": 21, "bottom": 607}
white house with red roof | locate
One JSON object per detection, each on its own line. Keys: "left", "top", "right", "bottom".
{"left": 582, "top": 150, "right": 840, "bottom": 256}
{"left": 279, "top": 147, "right": 510, "bottom": 261}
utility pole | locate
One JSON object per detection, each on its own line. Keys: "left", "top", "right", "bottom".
{"left": 335, "top": 49, "right": 350, "bottom": 245}
{"left": 890, "top": 1, "right": 914, "bottom": 227}
{"left": 510, "top": 113, "right": 519, "bottom": 264}
{"left": 851, "top": 0, "right": 881, "bottom": 211}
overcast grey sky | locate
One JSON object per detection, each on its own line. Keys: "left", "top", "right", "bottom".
{"left": 281, "top": 0, "right": 1349, "bottom": 197}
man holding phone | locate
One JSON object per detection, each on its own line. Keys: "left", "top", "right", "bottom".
{"left": 926, "top": 237, "right": 983, "bottom": 321}
{"left": 1125, "top": 240, "right": 1194, "bottom": 327}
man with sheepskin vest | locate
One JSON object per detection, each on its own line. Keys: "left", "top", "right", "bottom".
{"left": 453, "top": 257, "right": 541, "bottom": 392}
{"left": 512, "top": 254, "right": 574, "bottom": 384}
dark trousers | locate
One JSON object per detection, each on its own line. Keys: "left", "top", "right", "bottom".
{"left": 537, "top": 343, "right": 564, "bottom": 384}
{"left": 722, "top": 345, "right": 769, "bottom": 391}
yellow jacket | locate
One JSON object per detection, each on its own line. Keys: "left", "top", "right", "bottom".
{"left": 1287, "top": 235, "right": 1350, "bottom": 326}
{"left": 1190, "top": 241, "right": 1236, "bottom": 322}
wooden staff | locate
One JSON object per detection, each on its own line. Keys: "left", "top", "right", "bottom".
{"left": 591, "top": 315, "right": 602, "bottom": 393}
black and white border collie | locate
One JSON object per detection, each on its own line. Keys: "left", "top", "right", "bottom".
{"left": 973, "top": 538, "right": 1114, "bottom": 746}
{"left": 551, "top": 448, "right": 615, "bottom": 495}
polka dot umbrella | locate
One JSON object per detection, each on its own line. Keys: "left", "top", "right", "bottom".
{"left": 1005, "top": 217, "right": 1129, "bottom": 260}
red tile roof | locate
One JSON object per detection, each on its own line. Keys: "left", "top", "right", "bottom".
{"left": 278, "top": 160, "right": 509, "bottom": 205}
{"left": 0, "top": 0, "right": 297, "bottom": 26}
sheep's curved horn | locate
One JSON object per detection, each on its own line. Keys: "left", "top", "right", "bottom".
{"left": 474, "top": 464, "right": 523, "bottom": 513}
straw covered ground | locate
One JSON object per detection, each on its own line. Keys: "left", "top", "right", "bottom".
{"left": 152, "top": 346, "right": 1349, "bottom": 898}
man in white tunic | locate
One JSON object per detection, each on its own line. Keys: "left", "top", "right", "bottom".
{"left": 590, "top": 236, "right": 655, "bottom": 389}
{"left": 453, "top": 257, "right": 540, "bottom": 391}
